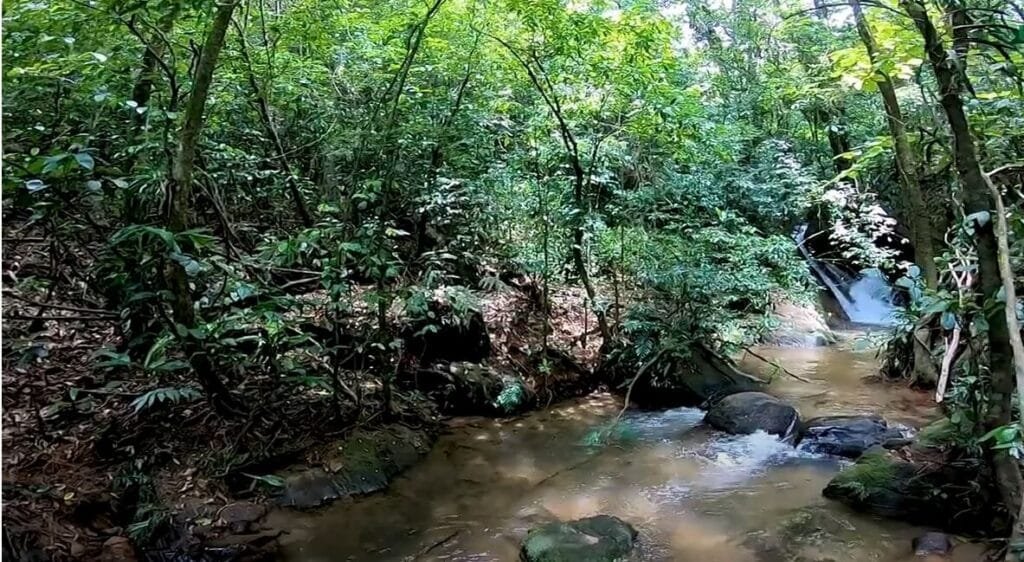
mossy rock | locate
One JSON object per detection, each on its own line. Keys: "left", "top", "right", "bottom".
{"left": 915, "top": 418, "right": 960, "bottom": 448}
{"left": 278, "top": 425, "right": 433, "bottom": 509}
{"left": 822, "top": 448, "right": 1005, "bottom": 534}
{"left": 331, "top": 425, "right": 429, "bottom": 496}
{"left": 521, "top": 515, "right": 638, "bottom": 562}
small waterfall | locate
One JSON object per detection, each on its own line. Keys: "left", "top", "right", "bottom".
{"left": 794, "top": 225, "right": 897, "bottom": 326}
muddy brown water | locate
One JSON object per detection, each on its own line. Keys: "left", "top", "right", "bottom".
{"left": 272, "top": 338, "right": 986, "bottom": 561}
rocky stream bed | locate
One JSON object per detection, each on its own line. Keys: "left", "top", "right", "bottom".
{"left": 224, "top": 338, "right": 998, "bottom": 562}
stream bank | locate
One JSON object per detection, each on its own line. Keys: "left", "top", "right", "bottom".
{"left": 5, "top": 286, "right": 1001, "bottom": 562}
{"left": 268, "top": 339, "right": 991, "bottom": 561}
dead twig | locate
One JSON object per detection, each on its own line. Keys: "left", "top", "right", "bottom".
{"left": 608, "top": 347, "right": 669, "bottom": 432}
{"left": 533, "top": 456, "right": 598, "bottom": 488}
{"left": 936, "top": 262, "right": 971, "bottom": 403}
{"left": 3, "top": 314, "right": 117, "bottom": 322}
{"left": 2, "top": 290, "right": 117, "bottom": 317}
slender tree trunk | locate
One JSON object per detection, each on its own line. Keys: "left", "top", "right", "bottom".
{"left": 568, "top": 152, "right": 611, "bottom": 345}
{"left": 849, "top": 0, "right": 937, "bottom": 288}
{"left": 822, "top": 109, "right": 853, "bottom": 174}
{"left": 492, "top": 35, "right": 612, "bottom": 347}
{"left": 124, "top": 10, "right": 178, "bottom": 214}
{"left": 902, "top": 0, "right": 1019, "bottom": 539}
{"left": 232, "top": 18, "right": 313, "bottom": 227}
{"left": 164, "top": 0, "right": 242, "bottom": 412}
{"left": 120, "top": 12, "right": 179, "bottom": 353}
{"left": 989, "top": 174, "right": 1024, "bottom": 560}
{"left": 372, "top": 0, "right": 445, "bottom": 418}
{"left": 850, "top": 0, "right": 939, "bottom": 386}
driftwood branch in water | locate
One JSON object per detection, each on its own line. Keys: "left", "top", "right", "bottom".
{"left": 593, "top": 348, "right": 671, "bottom": 442}
{"left": 742, "top": 347, "right": 813, "bottom": 383}
{"left": 413, "top": 530, "right": 459, "bottom": 560}
{"left": 615, "top": 347, "right": 668, "bottom": 419}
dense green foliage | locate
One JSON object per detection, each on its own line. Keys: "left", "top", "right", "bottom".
{"left": 3, "top": 0, "right": 1024, "bottom": 552}
{"left": 3, "top": 0, "right": 836, "bottom": 386}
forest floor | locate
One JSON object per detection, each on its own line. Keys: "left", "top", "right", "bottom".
{"left": 1, "top": 239, "right": 610, "bottom": 562}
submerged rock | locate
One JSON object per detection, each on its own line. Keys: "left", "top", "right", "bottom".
{"left": 799, "top": 415, "right": 905, "bottom": 458}
{"left": 705, "top": 392, "right": 801, "bottom": 442}
{"left": 99, "top": 537, "right": 137, "bottom": 562}
{"left": 521, "top": 515, "right": 638, "bottom": 562}
{"left": 822, "top": 448, "right": 1004, "bottom": 534}
{"left": 277, "top": 425, "right": 433, "bottom": 509}
{"left": 913, "top": 532, "right": 953, "bottom": 558}
{"left": 217, "top": 502, "right": 267, "bottom": 533}
{"left": 745, "top": 505, "right": 859, "bottom": 562}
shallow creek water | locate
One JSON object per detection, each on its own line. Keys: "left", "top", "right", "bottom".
{"left": 274, "top": 338, "right": 984, "bottom": 561}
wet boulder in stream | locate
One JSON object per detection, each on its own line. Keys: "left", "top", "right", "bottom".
{"left": 913, "top": 532, "right": 953, "bottom": 559}
{"left": 521, "top": 515, "right": 638, "bottom": 562}
{"left": 822, "top": 448, "right": 1005, "bottom": 534}
{"left": 799, "top": 415, "right": 906, "bottom": 458}
{"left": 762, "top": 298, "right": 837, "bottom": 347}
{"left": 704, "top": 392, "right": 801, "bottom": 442}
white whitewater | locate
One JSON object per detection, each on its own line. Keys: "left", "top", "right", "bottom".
{"left": 794, "top": 225, "right": 898, "bottom": 326}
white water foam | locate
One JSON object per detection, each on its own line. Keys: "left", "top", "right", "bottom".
{"left": 794, "top": 225, "right": 899, "bottom": 326}
{"left": 697, "top": 430, "right": 827, "bottom": 487}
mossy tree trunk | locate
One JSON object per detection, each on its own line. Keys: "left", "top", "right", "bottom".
{"left": 901, "top": 0, "right": 1020, "bottom": 543}
{"left": 849, "top": 0, "right": 936, "bottom": 289}
{"left": 164, "top": 0, "right": 243, "bottom": 413}
{"left": 849, "top": 0, "right": 939, "bottom": 386}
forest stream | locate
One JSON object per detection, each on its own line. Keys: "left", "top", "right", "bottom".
{"left": 4, "top": 0, "right": 1024, "bottom": 560}
{"left": 270, "top": 339, "right": 983, "bottom": 562}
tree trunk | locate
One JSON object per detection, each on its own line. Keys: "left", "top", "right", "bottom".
{"left": 570, "top": 167, "right": 612, "bottom": 346}
{"left": 124, "top": 10, "right": 178, "bottom": 218}
{"left": 492, "top": 35, "right": 613, "bottom": 348}
{"left": 121, "top": 11, "right": 178, "bottom": 353}
{"left": 823, "top": 111, "right": 853, "bottom": 174}
{"left": 849, "top": 0, "right": 937, "bottom": 288}
{"left": 232, "top": 18, "right": 313, "bottom": 227}
{"left": 988, "top": 173, "right": 1024, "bottom": 560}
{"left": 164, "top": 0, "right": 242, "bottom": 412}
{"left": 902, "top": 0, "right": 1019, "bottom": 538}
